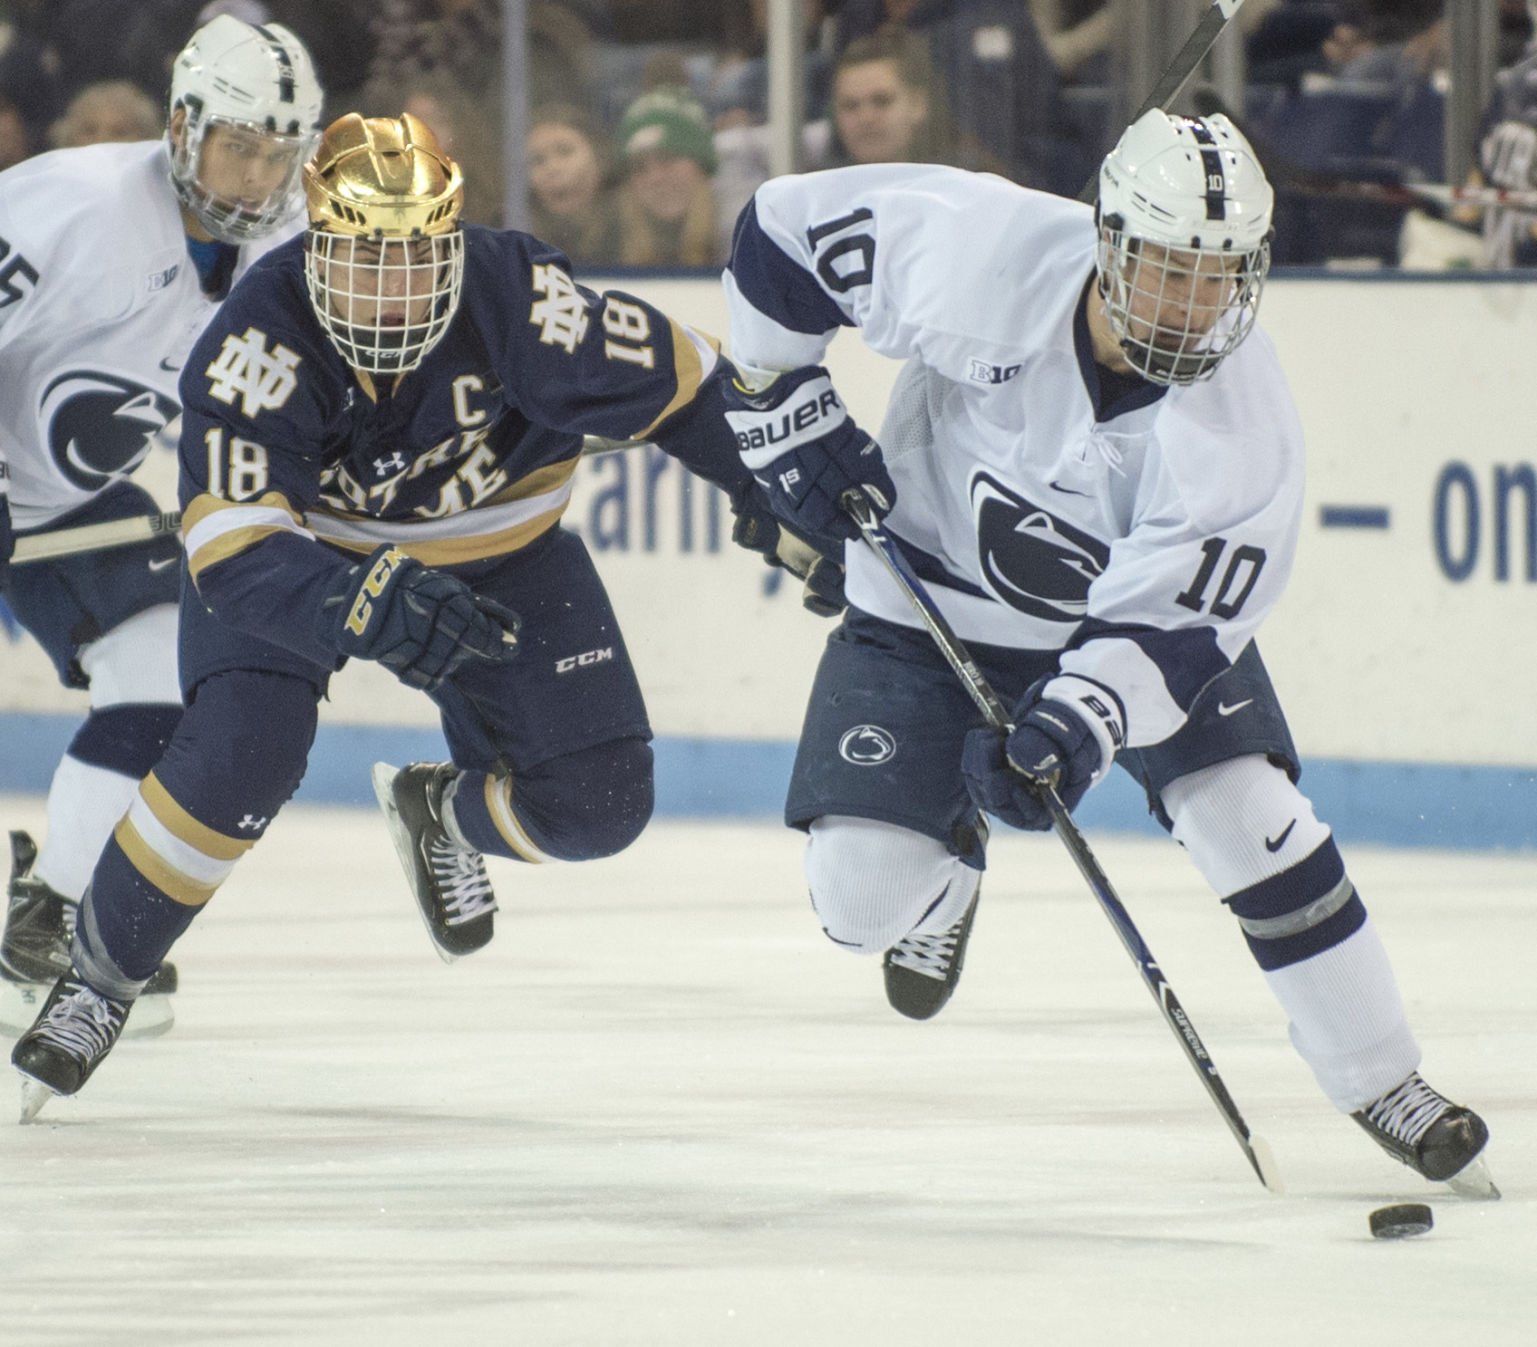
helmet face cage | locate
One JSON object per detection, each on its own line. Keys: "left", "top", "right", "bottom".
{"left": 1095, "top": 225, "right": 1271, "bottom": 386}
{"left": 170, "top": 117, "right": 315, "bottom": 244}
{"left": 1094, "top": 110, "right": 1274, "bottom": 386}
{"left": 304, "top": 231, "right": 464, "bottom": 375}
{"left": 302, "top": 113, "right": 466, "bottom": 376}
{"left": 167, "top": 16, "right": 323, "bottom": 244}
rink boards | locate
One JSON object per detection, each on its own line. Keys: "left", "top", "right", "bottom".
{"left": 3, "top": 271, "right": 1536, "bottom": 847}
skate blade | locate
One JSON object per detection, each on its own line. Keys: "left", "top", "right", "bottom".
{"left": 1445, "top": 1152, "right": 1501, "bottom": 1201}
{"left": 370, "top": 761, "right": 462, "bottom": 967}
{"left": 18, "top": 1077, "right": 54, "bottom": 1125}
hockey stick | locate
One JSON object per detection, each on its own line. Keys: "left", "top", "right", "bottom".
{"left": 842, "top": 490, "right": 1281, "bottom": 1192}
{"left": 11, "top": 510, "right": 183, "bottom": 565}
{"left": 10, "top": 436, "right": 651, "bottom": 565}
{"left": 1289, "top": 176, "right": 1537, "bottom": 215}
{"left": 1077, "top": 0, "right": 1249, "bottom": 203}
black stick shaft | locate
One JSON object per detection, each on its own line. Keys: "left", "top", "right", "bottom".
{"left": 844, "top": 492, "right": 1275, "bottom": 1190}
{"left": 1078, "top": 0, "right": 1249, "bottom": 203}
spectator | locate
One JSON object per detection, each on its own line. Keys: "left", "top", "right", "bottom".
{"left": 705, "top": 0, "right": 833, "bottom": 129}
{"left": 1471, "top": 1, "right": 1537, "bottom": 267}
{"left": 0, "top": 11, "right": 63, "bottom": 164}
{"left": 0, "top": 93, "right": 29, "bottom": 171}
{"left": 386, "top": 75, "right": 506, "bottom": 228}
{"left": 827, "top": 26, "right": 959, "bottom": 167}
{"left": 1028, "top": 0, "right": 1113, "bottom": 85}
{"left": 834, "top": 0, "right": 1090, "bottom": 193}
{"left": 48, "top": 80, "right": 161, "bottom": 149}
{"left": 528, "top": 103, "right": 623, "bottom": 269}
{"left": 368, "top": 0, "right": 596, "bottom": 115}
{"left": 1335, "top": 0, "right": 1448, "bottom": 92}
{"left": 615, "top": 85, "right": 722, "bottom": 267}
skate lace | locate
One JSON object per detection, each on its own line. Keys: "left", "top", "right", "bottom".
{"left": 34, "top": 981, "right": 126, "bottom": 1062}
{"left": 428, "top": 839, "right": 495, "bottom": 925}
{"left": 887, "top": 922, "right": 962, "bottom": 983}
{"left": 1362, "top": 1073, "right": 1449, "bottom": 1147}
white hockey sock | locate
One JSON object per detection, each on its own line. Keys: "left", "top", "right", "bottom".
{"left": 1162, "top": 754, "right": 1419, "bottom": 1113}
{"left": 804, "top": 815, "right": 980, "bottom": 955}
{"left": 33, "top": 755, "right": 141, "bottom": 902}
{"left": 1265, "top": 921, "right": 1420, "bottom": 1112}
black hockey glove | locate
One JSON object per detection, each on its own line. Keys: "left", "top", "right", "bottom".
{"left": 730, "top": 487, "right": 846, "bottom": 618}
{"left": 320, "top": 545, "right": 520, "bottom": 693}
{"left": 722, "top": 365, "right": 895, "bottom": 550}
{"left": 961, "top": 679, "right": 1122, "bottom": 831}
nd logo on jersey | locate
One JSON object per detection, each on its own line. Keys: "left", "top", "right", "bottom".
{"left": 205, "top": 326, "right": 301, "bottom": 418}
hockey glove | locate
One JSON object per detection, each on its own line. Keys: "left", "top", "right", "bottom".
{"left": 320, "top": 545, "right": 520, "bottom": 693}
{"left": 961, "top": 679, "right": 1124, "bottom": 831}
{"left": 730, "top": 487, "right": 846, "bottom": 617}
{"left": 722, "top": 365, "right": 896, "bottom": 549}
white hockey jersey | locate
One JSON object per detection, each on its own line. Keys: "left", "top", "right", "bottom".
{"left": 0, "top": 139, "right": 300, "bottom": 530}
{"left": 724, "top": 163, "right": 1305, "bottom": 749}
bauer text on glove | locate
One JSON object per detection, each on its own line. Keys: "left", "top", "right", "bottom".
{"left": 722, "top": 365, "right": 895, "bottom": 546}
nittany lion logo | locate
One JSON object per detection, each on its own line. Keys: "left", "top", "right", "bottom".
{"left": 838, "top": 724, "right": 896, "bottom": 766}
{"left": 972, "top": 471, "right": 1110, "bottom": 622}
{"left": 40, "top": 371, "right": 179, "bottom": 491}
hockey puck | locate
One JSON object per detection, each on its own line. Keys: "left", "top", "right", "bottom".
{"left": 1369, "top": 1203, "right": 1433, "bottom": 1240}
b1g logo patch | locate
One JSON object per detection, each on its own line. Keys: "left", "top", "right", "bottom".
{"left": 838, "top": 724, "right": 896, "bottom": 766}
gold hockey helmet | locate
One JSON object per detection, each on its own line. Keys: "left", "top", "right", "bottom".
{"left": 302, "top": 113, "right": 466, "bottom": 375}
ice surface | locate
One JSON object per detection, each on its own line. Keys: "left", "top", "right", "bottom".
{"left": 0, "top": 795, "right": 1531, "bottom": 1345}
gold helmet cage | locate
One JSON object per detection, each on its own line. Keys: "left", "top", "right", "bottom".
{"left": 303, "top": 112, "right": 466, "bottom": 375}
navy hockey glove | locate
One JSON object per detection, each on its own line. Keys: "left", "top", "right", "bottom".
{"left": 961, "top": 680, "right": 1123, "bottom": 831}
{"left": 320, "top": 545, "right": 520, "bottom": 693}
{"left": 730, "top": 487, "right": 846, "bottom": 617}
{"left": 723, "top": 365, "right": 896, "bottom": 548}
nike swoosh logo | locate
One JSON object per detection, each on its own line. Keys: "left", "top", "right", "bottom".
{"left": 1217, "top": 699, "right": 1253, "bottom": 717}
{"left": 148, "top": 557, "right": 177, "bottom": 572}
{"left": 1048, "top": 480, "right": 1089, "bottom": 496}
{"left": 159, "top": 357, "right": 179, "bottom": 372}
{"left": 1265, "top": 820, "right": 1296, "bottom": 853}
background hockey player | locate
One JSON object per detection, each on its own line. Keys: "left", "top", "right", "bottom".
{"left": 9, "top": 110, "right": 811, "bottom": 1121}
{"left": 0, "top": 15, "right": 324, "bottom": 1037}
{"left": 718, "top": 109, "right": 1496, "bottom": 1199}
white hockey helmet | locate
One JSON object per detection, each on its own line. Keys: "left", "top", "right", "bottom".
{"left": 1095, "top": 109, "right": 1274, "bottom": 386}
{"left": 168, "top": 14, "right": 324, "bottom": 244}
{"left": 303, "top": 113, "right": 466, "bottom": 376}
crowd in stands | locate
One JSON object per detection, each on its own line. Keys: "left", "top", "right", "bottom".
{"left": 4, "top": 0, "right": 1537, "bottom": 269}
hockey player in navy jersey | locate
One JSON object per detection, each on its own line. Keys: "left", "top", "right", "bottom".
{"left": 719, "top": 109, "right": 1496, "bottom": 1197}
{"left": 0, "top": 15, "right": 325, "bottom": 1038}
{"left": 8, "top": 110, "right": 804, "bottom": 1120}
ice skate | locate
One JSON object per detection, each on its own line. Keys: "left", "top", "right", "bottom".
{"left": 2, "top": 831, "right": 74, "bottom": 984}
{"left": 883, "top": 889, "right": 981, "bottom": 1021}
{"left": 1352, "top": 1071, "right": 1499, "bottom": 1200}
{"left": 13, "top": 973, "right": 133, "bottom": 1123}
{"left": 372, "top": 762, "right": 497, "bottom": 962}
{"left": 1, "top": 833, "right": 175, "bottom": 1040}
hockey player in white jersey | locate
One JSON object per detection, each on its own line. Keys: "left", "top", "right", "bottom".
{"left": 0, "top": 16, "right": 323, "bottom": 1036}
{"left": 720, "top": 110, "right": 1496, "bottom": 1198}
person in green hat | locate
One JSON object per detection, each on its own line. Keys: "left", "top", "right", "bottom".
{"left": 616, "top": 85, "right": 723, "bottom": 267}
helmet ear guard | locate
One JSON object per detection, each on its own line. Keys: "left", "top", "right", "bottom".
{"left": 1093, "top": 110, "right": 1274, "bottom": 386}
{"left": 167, "top": 15, "right": 323, "bottom": 244}
{"left": 302, "top": 113, "right": 467, "bottom": 376}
